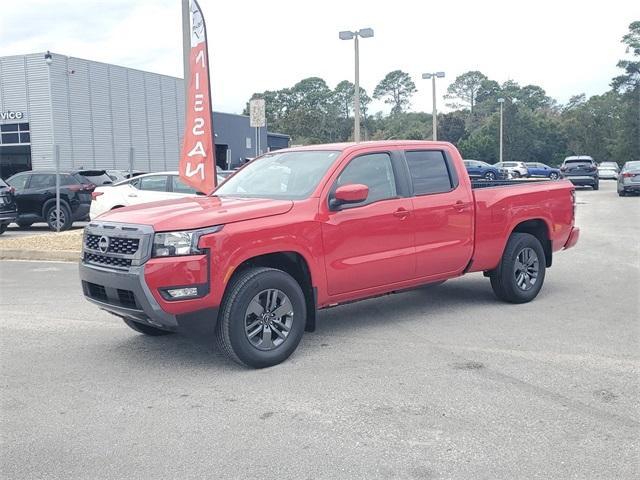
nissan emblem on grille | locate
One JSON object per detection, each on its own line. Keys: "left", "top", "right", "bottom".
{"left": 98, "top": 236, "right": 110, "bottom": 253}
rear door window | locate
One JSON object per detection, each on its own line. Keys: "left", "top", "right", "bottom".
{"left": 405, "top": 150, "right": 453, "bottom": 195}
{"left": 171, "top": 175, "right": 198, "bottom": 194}
{"left": 138, "top": 175, "right": 168, "bottom": 192}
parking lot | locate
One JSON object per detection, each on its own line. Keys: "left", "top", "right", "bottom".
{"left": 0, "top": 180, "right": 638, "bottom": 479}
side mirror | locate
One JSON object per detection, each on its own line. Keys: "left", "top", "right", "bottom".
{"left": 330, "top": 183, "right": 369, "bottom": 209}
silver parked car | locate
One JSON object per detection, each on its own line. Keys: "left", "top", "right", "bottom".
{"left": 617, "top": 161, "right": 640, "bottom": 197}
{"left": 494, "top": 161, "right": 529, "bottom": 178}
{"left": 597, "top": 162, "right": 619, "bottom": 180}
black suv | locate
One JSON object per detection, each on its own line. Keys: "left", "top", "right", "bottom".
{"left": 5, "top": 170, "right": 97, "bottom": 231}
{"left": 560, "top": 156, "right": 599, "bottom": 190}
{"left": 0, "top": 178, "right": 18, "bottom": 235}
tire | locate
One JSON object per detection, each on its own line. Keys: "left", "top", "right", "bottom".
{"left": 549, "top": 172, "right": 559, "bottom": 180}
{"left": 16, "top": 220, "right": 33, "bottom": 228}
{"left": 592, "top": 181, "right": 599, "bottom": 191}
{"left": 484, "top": 171, "right": 496, "bottom": 180}
{"left": 216, "top": 267, "right": 306, "bottom": 368}
{"left": 45, "top": 204, "right": 72, "bottom": 231}
{"left": 123, "top": 318, "right": 174, "bottom": 336}
{"left": 618, "top": 189, "right": 626, "bottom": 197}
{"left": 490, "top": 233, "right": 546, "bottom": 304}
{"left": 0, "top": 223, "right": 7, "bottom": 235}
{"left": 512, "top": 171, "right": 521, "bottom": 178}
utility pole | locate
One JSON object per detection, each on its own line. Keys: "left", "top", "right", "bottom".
{"left": 421, "top": 72, "right": 445, "bottom": 141}
{"left": 498, "top": 97, "right": 505, "bottom": 163}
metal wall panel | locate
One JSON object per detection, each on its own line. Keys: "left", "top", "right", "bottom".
{"left": 144, "top": 73, "right": 165, "bottom": 171}
{"left": 109, "top": 65, "right": 132, "bottom": 169}
{"left": 68, "top": 57, "right": 95, "bottom": 168}
{"left": 0, "top": 56, "right": 29, "bottom": 115}
{"left": 127, "top": 69, "right": 150, "bottom": 170}
{"left": 25, "top": 54, "right": 53, "bottom": 169}
{"left": 88, "top": 62, "right": 114, "bottom": 168}
{"left": 161, "top": 76, "right": 180, "bottom": 170}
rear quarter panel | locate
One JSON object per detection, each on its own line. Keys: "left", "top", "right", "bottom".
{"left": 471, "top": 180, "right": 575, "bottom": 272}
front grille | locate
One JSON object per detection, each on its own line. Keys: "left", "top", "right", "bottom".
{"left": 117, "top": 289, "right": 137, "bottom": 308}
{"left": 85, "top": 234, "right": 139, "bottom": 254}
{"left": 84, "top": 252, "right": 132, "bottom": 269}
{"left": 86, "top": 282, "right": 107, "bottom": 302}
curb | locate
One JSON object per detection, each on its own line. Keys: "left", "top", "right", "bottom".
{"left": 0, "top": 249, "right": 80, "bottom": 262}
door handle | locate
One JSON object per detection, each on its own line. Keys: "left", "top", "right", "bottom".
{"left": 453, "top": 201, "right": 469, "bottom": 212}
{"left": 393, "top": 208, "right": 410, "bottom": 219}
{"left": 128, "top": 193, "right": 138, "bottom": 198}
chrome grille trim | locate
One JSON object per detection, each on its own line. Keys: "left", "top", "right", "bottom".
{"left": 82, "top": 222, "right": 154, "bottom": 271}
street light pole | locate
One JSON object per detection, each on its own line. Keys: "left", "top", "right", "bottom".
{"left": 498, "top": 97, "right": 505, "bottom": 163}
{"left": 339, "top": 28, "right": 374, "bottom": 143}
{"left": 421, "top": 72, "right": 445, "bottom": 141}
{"left": 44, "top": 51, "right": 60, "bottom": 233}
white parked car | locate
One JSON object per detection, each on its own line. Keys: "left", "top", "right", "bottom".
{"left": 597, "top": 162, "right": 619, "bottom": 180}
{"left": 89, "top": 171, "right": 223, "bottom": 219}
{"left": 493, "top": 161, "right": 530, "bottom": 178}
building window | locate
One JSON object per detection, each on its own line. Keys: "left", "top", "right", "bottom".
{"left": 0, "top": 123, "right": 30, "bottom": 145}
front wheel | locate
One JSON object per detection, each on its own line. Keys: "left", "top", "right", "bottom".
{"left": 549, "top": 172, "right": 559, "bottom": 180}
{"left": 484, "top": 171, "right": 496, "bottom": 180}
{"left": 216, "top": 267, "right": 306, "bottom": 368}
{"left": 490, "top": 233, "right": 546, "bottom": 304}
{"left": 512, "top": 171, "right": 521, "bottom": 179}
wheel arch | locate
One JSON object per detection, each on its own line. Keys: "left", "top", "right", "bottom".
{"left": 511, "top": 219, "right": 552, "bottom": 267}
{"left": 227, "top": 251, "right": 317, "bottom": 332}
{"left": 41, "top": 197, "right": 71, "bottom": 218}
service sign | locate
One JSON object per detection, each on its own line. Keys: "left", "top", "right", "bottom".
{"left": 1, "top": 111, "right": 24, "bottom": 121}
{"left": 178, "top": 0, "right": 217, "bottom": 194}
{"left": 249, "top": 99, "right": 266, "bottom": 128}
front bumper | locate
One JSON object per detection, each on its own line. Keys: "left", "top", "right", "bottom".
{"left": 79, "top": 261, "right": 218, "bottom": 336}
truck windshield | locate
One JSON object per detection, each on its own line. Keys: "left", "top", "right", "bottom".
{"left": 214, "top": 150, "right": 340, "bottom": 200}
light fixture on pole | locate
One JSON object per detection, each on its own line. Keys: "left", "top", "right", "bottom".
{"left": 339, "top": 27, "right": 374, "bottom": 143}
{"left": 497, "top": 97, "right": 505, "bottom": 164}
{"left": 422, "top": 72, "right": 445, "bottom": 141}
{"left": 44, "top": 51, "right": 61, "bottom": 232}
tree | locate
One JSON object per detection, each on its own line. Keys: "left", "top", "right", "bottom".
{"left": 438, "top": 112, "right": 467, "bottom": 144}
{"left": 611, "top": 21, "right": 640, "bottom": 92}
{"left": 445, "top": 71, "right": 488, "bottom": 113}
{"left": 373, "top": 70, "right": 417, "bottom": 115}
{"left": 332, "top": 81, "right": 371, "bottom": 119}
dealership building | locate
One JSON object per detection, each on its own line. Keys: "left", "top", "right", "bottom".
{"left": 0, "top": 52, "right": 289, "bottom": 179}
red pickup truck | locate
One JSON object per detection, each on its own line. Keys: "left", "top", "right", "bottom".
{"left": 79, "top": 141, "right": 579, "bottom": 368}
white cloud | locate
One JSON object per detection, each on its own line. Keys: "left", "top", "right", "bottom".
{"left": 0, "top": 0, "right": 636, "bottom": 115}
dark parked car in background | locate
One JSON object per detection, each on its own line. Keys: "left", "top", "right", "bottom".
{"left": 5, "top": 170, "right": 96, "bottom": 231}
{"left": 525, "top": 162, "right": 562, "bottom": 180}
{"left": 561, "top": 156, "right": 599, "bottom": 190}
{"left": 0, "top": 178, "right": 18, "bottom": 235}
{"left": 463, "top": 160, "right": 506, "bottom": 180}
{"left": 617, "top": 161, "right": 640, "bottom": 196}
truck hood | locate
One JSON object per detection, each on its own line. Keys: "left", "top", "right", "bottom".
{"left": 95, "top": 196, "right": 293, "bottom": 231}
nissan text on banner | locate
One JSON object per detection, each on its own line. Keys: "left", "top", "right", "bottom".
{"left": 179, "top": 0, "right": 217, "bottom": 194}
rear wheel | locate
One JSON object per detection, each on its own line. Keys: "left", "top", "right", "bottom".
{"left": 618, "top": 189, "right": 626, "bottom": 197}
{"left": 549, "top": 172, "right": 559, "bottom": 180}
{"left": 216, "top": 267, "right": 306, "bottom": 368}
{"left": 490, "top": 233, "right": 546, "bottom": 304}
{"left": 593, "top": 181, "right": 599, "bottom": 191}
{"left": 512, "top": 171, "right": 521, "bottom": 178}
{"left": 45, "top": 204, "right": 72, "bottom": 231}
{"left": 484, "top": 171, "right": 496, "bottom": 180}
{"left": 123, "top": 318, "right": 174, "bottom": 336}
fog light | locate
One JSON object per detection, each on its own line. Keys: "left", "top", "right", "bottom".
{"left": 166, "top": 287, "right": 199, "bottom": 299}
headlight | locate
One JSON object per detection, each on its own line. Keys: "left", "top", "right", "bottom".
{"left": 152, "top": 226, "right": 222, "bottom": 257}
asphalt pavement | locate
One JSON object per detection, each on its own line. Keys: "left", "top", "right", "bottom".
{"left": 1, "top": 221, "right": 88, "bottom": 238}
{"left": 1, "top": 180, "right": 638, "bottom": 479}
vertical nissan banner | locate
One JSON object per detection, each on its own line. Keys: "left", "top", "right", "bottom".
{"left": 179, "top": 0, "right": 217, "bottom": 194}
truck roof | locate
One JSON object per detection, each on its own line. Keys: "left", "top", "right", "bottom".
{"left": 281, "top": 140, "right": 454, "bottom": 154}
